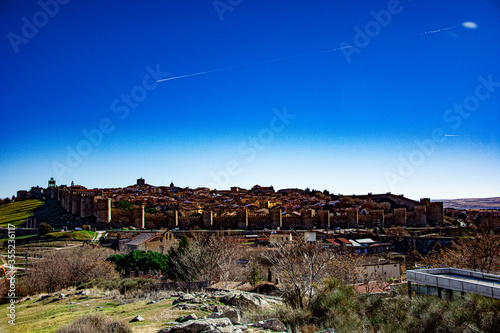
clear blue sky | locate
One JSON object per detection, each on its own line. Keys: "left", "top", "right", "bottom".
{"left": 1, "top": 0, "right": 499, "bottom": 200}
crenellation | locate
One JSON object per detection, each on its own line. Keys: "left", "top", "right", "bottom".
{"left": 21, "top": 179, "right": 445, "bottom": 230}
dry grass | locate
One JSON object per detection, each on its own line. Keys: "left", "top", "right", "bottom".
{"left": 0, "top": 287, "right": 208, "bottom": 333}
{"left": 56, "top": 313, "right": 131, "bottom": 333}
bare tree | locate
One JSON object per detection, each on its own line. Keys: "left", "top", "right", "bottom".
{"left": 327, "top": 251, "right": 363, "bottom": 285}
{"left": 167, "top": 232, "right": 240, "bottom": 286}
{"left": 262, "top": 239, "right": 338, "bottom": 308}
{"left": 419, "top": 234, "right": 500, "bottom": 273}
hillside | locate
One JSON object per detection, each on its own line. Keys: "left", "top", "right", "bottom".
{"left": 0, "top": 200, "right": 43, "bottom": 227}
{"left": 435, "top": 197, "right": 500, "bottom": 210}
{"left": 0, "top": 287, "right": 279, "bottom": 333}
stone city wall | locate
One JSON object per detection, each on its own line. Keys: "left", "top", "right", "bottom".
{"left": 56, "top": 188, "right": 442, "bottom": 230}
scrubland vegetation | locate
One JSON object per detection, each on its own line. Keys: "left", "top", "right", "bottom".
{"left": 273, "top": 279, "right": 500, "bottom": 333}
{"left": 1, "top": 231, "right": 499, "bottom": 332}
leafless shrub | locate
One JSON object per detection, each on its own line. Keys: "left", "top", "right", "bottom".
{"left": 17, "top": 245, "right": 118, "bottom": 296}
{"left": 419, "top": 234, "right": 500, "bottom": 273}
{"left": 261, "top": 238, "right": 361, "bottom": 308}
{"left": 167, "top": 232, "right": 241, "bottom": 286}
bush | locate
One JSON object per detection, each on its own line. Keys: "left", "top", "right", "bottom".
{"left": 38, "top": 222, "right": 52, "bottom": 236}
{"left": 16, "top": 245, "right": 118, "bottom": 297}
{"left": 107, "top": 250, "right": 169, "bottom": 277}
{"left": 246, "top": 263, "right": 262, "bottom": 287}
{"left": 56, "top": 313, "right": 131, "bottom": 333}
{"left": 277, "top": 277, "right": 500, "bottom": 333}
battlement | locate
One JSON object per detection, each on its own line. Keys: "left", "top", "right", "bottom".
{"left": 51, "top": 186, "right": 443, "bottom": 230}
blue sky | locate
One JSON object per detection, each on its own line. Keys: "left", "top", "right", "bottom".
{"left": 1, "top": 0, "right": 499, "bottom": 200}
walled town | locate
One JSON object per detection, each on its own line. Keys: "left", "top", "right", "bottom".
{"left": 2, "top": 178, "right": 499, "bottom": 333}
{"left": 19, "top": 177, "right": 446, "bottom": 231}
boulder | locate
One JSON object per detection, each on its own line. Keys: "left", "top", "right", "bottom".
{"left": 317, "top": 329, "right": 336, "bottom": 333}
{"left": 220, "top": 293, "right": 269, "bottom": 309}
{"left": 173, "top": 293, "right": 206, "bottom": 305}
{"left": 158, "top": 318, "right": 234, "bottom": 333}
{"left": 176, "top": 313, "right": 198, "bottom": 322}
{"left": 251, "top": 318, "right": 286, "bottom": 332}
{"left": 131, "top": 315, "right": 145, "bottom": 322}
{"left": 173, "top": 304, "right": 201, "bottom": 311}
{"left": 232, "top": 325, "right": 248, "bottom": 333}
{"left": 201, "top": 303, "right": 221, "bottom": 312}
{"left": 207, "top": 312, "right": 222, "bottom": 319}
{"left": 221, "top": 309, "right": 241, "bottom": 325}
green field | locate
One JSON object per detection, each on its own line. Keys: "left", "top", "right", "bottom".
{"left": 43, "top": 231, "right": 96, "bottom": 240}
{"left": 0, "top": 200, "right": 43, "bottom": 227}
{"left": 0, "top": 234, "right": 38, "bottom": 242}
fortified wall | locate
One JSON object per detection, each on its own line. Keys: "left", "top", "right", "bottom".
{"left": 353, "top": 193, "right": 444, "bottom": 225}
{"left": 55, "top": 186, "right": 443, "bottom": 230}
{"left": 51, "top": 186, "right": 444, "bottom": 230}
{"left": 57, "top": 187, "right": 112, "bottom": 224}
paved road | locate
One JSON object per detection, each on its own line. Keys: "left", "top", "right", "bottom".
{"left": 92, "top": 231, "right": 106, "bottom": 242}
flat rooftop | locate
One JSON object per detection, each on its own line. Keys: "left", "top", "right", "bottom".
{"left": 407, "top": 268, "right": 500, "bottom": 299}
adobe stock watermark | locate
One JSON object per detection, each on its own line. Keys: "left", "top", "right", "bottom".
{"left": 385, "top": 74, "right": 500, "bottom": 191}
{"left": 205, "top": 106, "right": 295, "bottom": 189}
{"left": 7, "top": 0, "right": 70, "bottom": 54}
{"left": 51, "top": 65, "right": 169, "bottom": 182}
{"left": 6, "top": 224, "right": 17, "bottom": 326}
{"left": 213, "top": 0, "right": 243, "bottom": 21}
{"left": 340, "top": 0, "right": 403, "bottom": 64}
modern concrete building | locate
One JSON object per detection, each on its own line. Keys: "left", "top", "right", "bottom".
{"left": 406, "top": 268, "right": 500, "bottom": 300}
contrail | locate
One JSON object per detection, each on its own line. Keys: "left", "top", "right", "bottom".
{"left": 445, "top": 134, "right": 460, "bottom": 137}
{"left": 156, "top": 45, "right": 353, "bottom": 83}
{"left": 420, "top": 26, "right": 455, "bottom": 35}
{"left": 157, "top": 24, "right": 459, "bottom": 83}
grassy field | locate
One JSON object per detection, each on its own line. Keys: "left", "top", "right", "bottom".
{"left": 0, "top": 290, "right": 207, "bottom": 333}
{"left": 0, "top": 234, "right": 38, "bottom": 242}
{"left": 0, "top": 200, "right": 43, "bottom": 227}
{"left": 43, "top": 231, "right": 96, "bottom": 241}
{"left": 0, "top": 231, "right": 95, "bottom": 244}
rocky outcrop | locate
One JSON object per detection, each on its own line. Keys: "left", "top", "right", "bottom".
{"left": 213, "top": 291, "right": 281, "bottom": 309}
{"left": 176, "top": 314, "right": 198, "bottom": 322}
{"left": 172, "top": 291, "right": 281, "bottom": 310}
{"left": 160, "top": 291, "right": 285, "bottom": 333}
{"left": 158, "top": 318, "right": 234, "bottom": 333}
